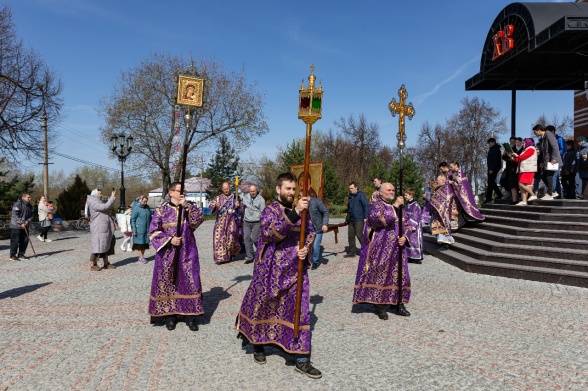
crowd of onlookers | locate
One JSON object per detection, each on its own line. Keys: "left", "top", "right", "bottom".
{"left": 485, "top": 125, "right": 588, "bottom": 205}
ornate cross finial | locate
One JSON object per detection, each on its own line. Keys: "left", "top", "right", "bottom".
{"left": 308, "top": 64, "right": 316, "bottom": 90}
{"left": 389, "top": 84, "right": 415, "bottom": 148}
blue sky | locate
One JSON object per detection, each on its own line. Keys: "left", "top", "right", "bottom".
{"left": 6, "top": 0, "right": 573, "bottom": 176}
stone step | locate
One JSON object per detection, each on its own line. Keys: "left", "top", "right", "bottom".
{"left": 423, "top": 239, "right": 588, "bottom": 288}
{"left": 460, "top": 226, "right": 588, "bottom": 251}
{"left": 482, "top": 203, "right": 588, "bottom": 215}
{"left": 471, "top": 221, "right": 588, "bottom": 241}
{"left": 484, "top": 215, "right": 588, "bottom": 232}
{"left": 528, "top": 199, "right": 588, "bottom": 208}
{"left": 449, "top": 233, "right": 588, "bottom": 263}
{"left": 481, "top": 208, "right": 588, "bottom": 223}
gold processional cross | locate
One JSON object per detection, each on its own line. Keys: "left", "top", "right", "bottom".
{"left": 388, "top": 84, "right": 415, "bottom": 146}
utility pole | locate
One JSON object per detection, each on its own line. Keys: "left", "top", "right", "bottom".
{"left": 42, "top": 105, "right": 49, "bottom": 200}
{"left": 200, "top": 156, "right": 204, "bottom": 209}
{"left": 37, "top": 84, "right": 51, "bottom": 200}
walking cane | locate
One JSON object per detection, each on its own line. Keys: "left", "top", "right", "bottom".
{"left": 23, "top": 225, "right": 37, "bottom": 257}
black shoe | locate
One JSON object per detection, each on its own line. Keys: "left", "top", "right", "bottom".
{"left": 237, "top": 332, "right": 250, "bottom": 348}
{"left": 187, "top": 319, "right": 199, "bottom": 331}
{"left": 295, "top": 360, "right": 322, "bottom": 379}
{"left": 9, "top": 255, "right": 19, "bottom": 261}
{"left": 394, "top": 304, "right": 411, "bottom": 317}
{"left": 376, "top": 310, "right": 388, "bottom": 320}
{"left": 165, "top": 316, "right": 177, "bottom": 330}
{"left": 253, "top": 346, "right": 266, "bottom": 365}
{"left": 311, "top": 263, "right": 318, "bottom": 270}
{"left": 244, "top": 257, "right": 254, "bottom": 264}
{"left": 18, "top": 254, "right": 29, "bottom": 260}
{"left": 343, "top": 253, "right": 356, "bottom": 258}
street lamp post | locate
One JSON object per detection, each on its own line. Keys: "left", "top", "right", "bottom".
{"left": 111, "top": 133, "right": 134, "bottom": 213}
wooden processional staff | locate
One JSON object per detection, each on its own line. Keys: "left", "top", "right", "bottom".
{"left": 294, "top": 65, "right": 323, "bottom": 339}
{"left": 171, "top": 72, "right": 205, "bottom": 285}
{"left": 388, "top": 84, "right": 415, "bottom": 304}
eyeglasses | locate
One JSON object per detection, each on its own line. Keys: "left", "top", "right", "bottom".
{"left": 170, "top": 189, "right": 182, "bottom": 193}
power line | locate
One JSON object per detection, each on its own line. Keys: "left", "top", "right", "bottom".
{"left": 53, "top": 152, "right": 119, "bottom": 172}
{"left": 52, "top": 152, "right": 153, "bottom": 180}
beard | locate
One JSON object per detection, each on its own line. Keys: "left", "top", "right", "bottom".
{"left": 278, "top": 191, "right": 294, "bottom": 207}
{"left": 381, "top": 194, "right": 395, "bottom": 204}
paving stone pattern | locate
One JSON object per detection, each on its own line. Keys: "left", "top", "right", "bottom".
{"left": 1, "top": 220, "right": 587, "bottom": 390}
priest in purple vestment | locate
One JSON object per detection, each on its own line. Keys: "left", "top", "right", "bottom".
{"left": 403, "top": 187, "right": 423, "bottom": 262}
{"left": 209, "top": 181, "right": 242, "bottom": 264}
{"left": 353, "top": 182, "right": 412, "bottom": 319}
{"left": 448, "top": 161, "right": 485, "bottom": 221}
{"left": 148, "top": 182, "right": 204, "bottom": 332}
{"left": 430, "top": 175, "right": 455, "bottom": 245}
{"left": 236, "top": 172, "right": 322, "bottom": 379}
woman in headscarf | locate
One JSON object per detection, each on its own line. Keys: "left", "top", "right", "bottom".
{"left": 37, "top": 195, "right": 55, "bottom": 242}
{"left": 510, "top": 138, "right": 538, "bottom": 206}
{"left": 131, "top": 194, "right": 152, "bottom": 264}
{"left": 87, "top": 188, "right": 117, "bottom": 271}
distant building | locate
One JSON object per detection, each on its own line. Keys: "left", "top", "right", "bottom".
{"left": 148, "top": 177, "right": 258, "bottom": 212}
{"left": 148, "top": 177, "right": 212, "bottom": 210}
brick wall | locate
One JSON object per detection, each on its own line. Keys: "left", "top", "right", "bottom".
{"left": 575, "top": 90, "right": 588, "bottom": 141}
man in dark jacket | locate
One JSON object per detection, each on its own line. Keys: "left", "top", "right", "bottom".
{"left": 533, "top": 124, "right": 562, "bottom": 200}
{"left": 9, "top": 192, "right": 33, "bottom": 261}
{"left": 485, "top": 137, "right": 503, "bottom": 204}
{"left": 345, "top": 182, "right": 369, "bottom": 258}
{"left": 546, "top": 125, "right": 566, "bottom": 198}
{"left": 308, "top": 194, "right": 329, "bottom": 269}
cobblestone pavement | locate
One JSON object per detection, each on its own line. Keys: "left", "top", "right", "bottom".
{"left": 1, "top": 220, "right": 587, "bottom": 390}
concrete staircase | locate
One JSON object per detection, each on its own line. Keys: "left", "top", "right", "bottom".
{"left": 423, "top": 199, "right": 588, "bottom": 288}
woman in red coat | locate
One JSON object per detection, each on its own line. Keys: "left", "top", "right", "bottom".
{"left": 510, "top": 138, "right": 538, "bottom": 206}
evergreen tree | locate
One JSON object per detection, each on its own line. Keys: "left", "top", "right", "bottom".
{"left": 206, "top": 135, "right": 242, "bottom": 198}
{"left": 55, "top": 175, "right": 91, "bottom": 220}
{"left": 277, "top": 139, "right": 304, "bottom": 173}
{"left": 0, "top": 158, "right": 35, "bottom": 216}
{"left": 388, "top": 156, "right": 425, "bottom": 204}
{"left": 322, "top": 161, "right": 347, "bottom": 205}
{"left": 367, "top": 156, "right": 389, "bottom": 184}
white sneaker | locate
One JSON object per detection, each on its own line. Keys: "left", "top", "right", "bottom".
{"left": 527, "top": 196, "right": 537, "bottom": 201}
{"left": 37, "top": 235, "right": 44, "bottom": 242}
{"left": 44, "top": 239, "right": 52, "bottom": 242}
{"left": 120, "top": 245, "right": 127, "bottom": 251}
{"left": 540, "top": 194, "right": 553, "bottom": 200}
{"left": 447, "top": 235, "right": 455, "bottom": 244}
{"left": 437, "top": 234, "right": 451, "bottom": 245}
{"left": 516, "top": 201, "right": 527, "bottom": 206}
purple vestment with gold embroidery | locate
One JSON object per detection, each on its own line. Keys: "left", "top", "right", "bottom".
{"left": 404, "top": 200, "right": 423, "bottom": 260}
{"left": 209, "top": 193, "right": 242, "bottom": 264}
{"left": 430, "top": 183, "right": 453, "bottom": 236}
{"left": 353, "top": 198, "right": 411, "bottom": 305}
{"left": 148, "top": 202, "right": 204, "bottom": 318}
{"left": 448, "top": 168, "right": 485, "bottom": 221}
{"left": 236, "top": 201, "right": 315, "bottom": 354}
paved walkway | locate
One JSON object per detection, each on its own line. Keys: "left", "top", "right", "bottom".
{"left": 1, "top": 220, "right": 587, "bottom": 390}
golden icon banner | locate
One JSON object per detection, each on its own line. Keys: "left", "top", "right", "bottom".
{"left": 177, "top": 75, "right": 204, "bottom": 107}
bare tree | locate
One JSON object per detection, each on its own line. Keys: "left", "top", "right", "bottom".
{"left": 0, "top": 6, "right": 63, "bottom": 161}
{"left": 445, "top": 97, "right": 507, "bottom": 192}
{"left": 335, "top": 114, "right": 380, "bottom": 185}
{"left": 415, "top": 121, "right": 452, "bottom": 182}
{"left": 533, "top": 113, "right": 574, "bottom": 140}
{"left": 98, "top": 52, "right": 268, "bottom": 194}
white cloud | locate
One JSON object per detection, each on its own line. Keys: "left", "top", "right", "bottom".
{"left": 413, "top": 55, "right": 479, "bottom": 105}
